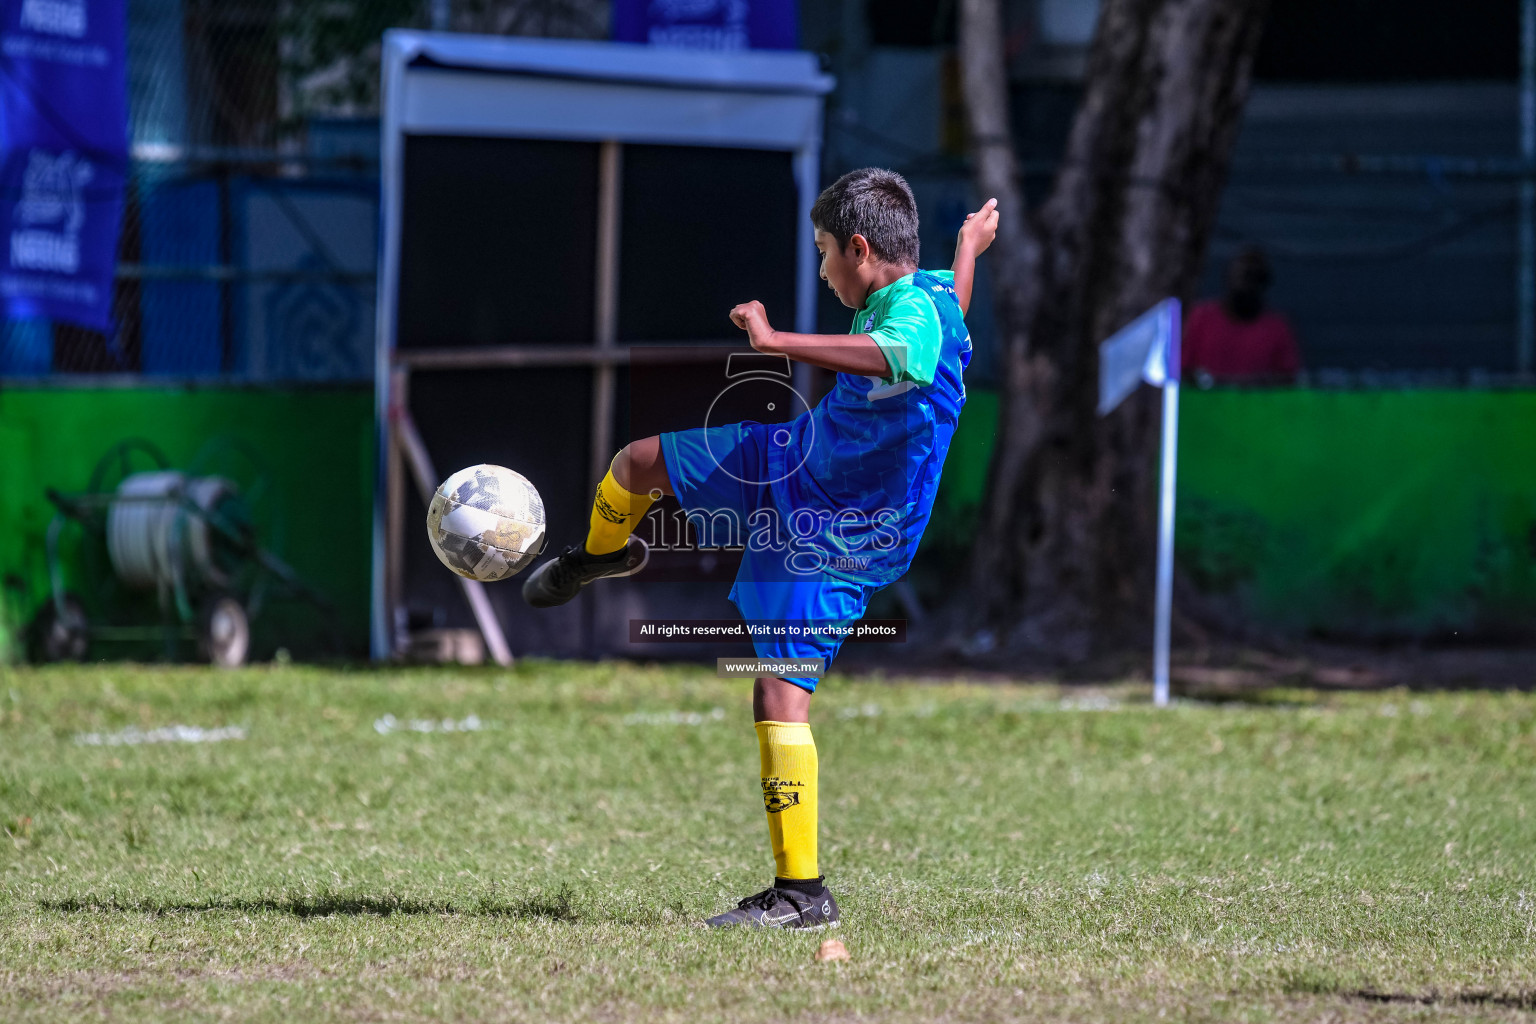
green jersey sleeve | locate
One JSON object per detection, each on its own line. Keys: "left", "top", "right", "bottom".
{"left": 863, "top": 275, "right": 945, "bottom": 387}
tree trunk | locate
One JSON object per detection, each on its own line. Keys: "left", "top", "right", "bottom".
{"left": 957, "top": 0, "right": 1269, "bottom": 658}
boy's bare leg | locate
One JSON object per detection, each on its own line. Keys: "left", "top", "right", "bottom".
{"left": 610, "top": 436, "right": 674, "bottom": 498}
{"left": 753, "top": 676, "right": 811, "bottom": 724}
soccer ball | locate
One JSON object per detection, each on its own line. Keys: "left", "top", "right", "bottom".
{"left": 426, "top": 465, "right": 546, "bottom": 582}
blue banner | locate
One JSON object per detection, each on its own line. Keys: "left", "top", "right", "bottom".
{"left": 0, "top": 0, "right": 127, "bottom": 331}
{"left": 613, "top": 0, "right": 798, "bottom": 51}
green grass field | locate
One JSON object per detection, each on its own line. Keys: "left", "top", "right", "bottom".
{"left": 1, "top": 662, "right": 1534, "bottom": 1022}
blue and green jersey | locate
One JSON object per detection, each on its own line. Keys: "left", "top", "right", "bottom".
{"left": 765, "top": 269, "right": 971, "bottom": 584}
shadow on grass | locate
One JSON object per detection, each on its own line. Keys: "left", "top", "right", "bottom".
{"left": 39, "top": 886, "right": 579, "bottom": 921}
{"left": 1352, "top": 990, "right": 1536, "bottom": 1011}
{"left": 1288, "top": 971, "right": 1536, "bottom": 1011}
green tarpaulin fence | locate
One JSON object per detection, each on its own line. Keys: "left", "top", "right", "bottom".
{"left": 934, "top": 388, "right": 1536, "bottom": 641}
{"left": 2, "top": 385, "right": 1532, "bottom": 661}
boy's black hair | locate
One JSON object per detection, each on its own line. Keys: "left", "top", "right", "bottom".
{"left": 811, "top": 168, "right": 920, "bottom": 267}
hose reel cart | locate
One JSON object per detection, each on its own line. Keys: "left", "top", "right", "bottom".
{"left": 32, "top": 438, "right": 335, "bottom": 666}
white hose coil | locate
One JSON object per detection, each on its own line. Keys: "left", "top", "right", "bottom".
{"left": 107, "top": 471, "right": 238, "bottom": 590}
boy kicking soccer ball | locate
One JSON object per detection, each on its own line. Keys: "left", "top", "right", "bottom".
{"left": 523, "top": 168, "right": 998, "bottom": 928}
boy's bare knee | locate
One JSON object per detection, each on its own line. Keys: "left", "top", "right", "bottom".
{"left": 612, "top": 437, "right": 669, "bottom": 496}
{"left": 610, "top": 442, "right": 636, "bottom": 490}
{"left": 753, "top": 676, "right": 812, "bottom": 723}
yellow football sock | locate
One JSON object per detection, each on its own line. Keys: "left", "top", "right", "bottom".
{"left": 585, "top": 463, "right": 656, "bottom": 555}
{"left": 756, "top": 720, "right": 818, "bottom": 880}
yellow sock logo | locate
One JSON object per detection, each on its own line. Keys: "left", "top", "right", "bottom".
{"left": 593, "top": 485, "right": 627, "bottom": 524}
{"left": 762, "top": 778, "right": 801, "bottom": 813}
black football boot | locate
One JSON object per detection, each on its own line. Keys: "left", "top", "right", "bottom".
{"left": 521, "top": 536, "right": 649, "bottom": 608}
{"left": 704, "top": 879, "right": 840, "bottom": 930}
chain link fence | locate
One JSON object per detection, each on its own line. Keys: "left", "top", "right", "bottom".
{"left": 0, "top": 0, "right": 607, "bottom": 380}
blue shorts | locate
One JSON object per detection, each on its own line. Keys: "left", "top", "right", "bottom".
{"left": 660, "top": 422, "right": 883, "bottom": 692}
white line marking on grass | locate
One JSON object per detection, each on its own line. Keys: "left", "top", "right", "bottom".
{"left": 1058, "top": 695, "right": 1122, "bottom": 712}
{"left": 74, "top": 725, "right": 247, "bottom": 746}
{"left": 622, "top": 708, "right": 726, "bottom": 726}
{"left": 373, "top": 714, "right": 485, "bottom": 735}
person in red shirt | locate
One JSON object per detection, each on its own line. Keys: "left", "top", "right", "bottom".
{"left": 1182, "top": 246, "right": 1301, "bottom": 382}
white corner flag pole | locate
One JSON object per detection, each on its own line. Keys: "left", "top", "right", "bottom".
{"left": 1097, "top": 298, "right": 1181, "bottom": 708}
{"left": 1152, "top": 376, "right": 1180, "bottom": 708}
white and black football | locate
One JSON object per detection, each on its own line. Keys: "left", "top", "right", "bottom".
{"left": 426, "top": 465, "right": 546, "bottom": 582}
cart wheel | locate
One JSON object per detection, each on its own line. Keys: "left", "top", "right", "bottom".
{"left": 29, "top": 595, "right": 89, "bottom": 663}
{"left": 200, "top": 596, "right": 250, "bottom": 668}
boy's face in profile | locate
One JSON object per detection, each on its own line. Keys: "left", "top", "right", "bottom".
{"left": 815, "top": 228, "right": 870, "bottom": 309}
